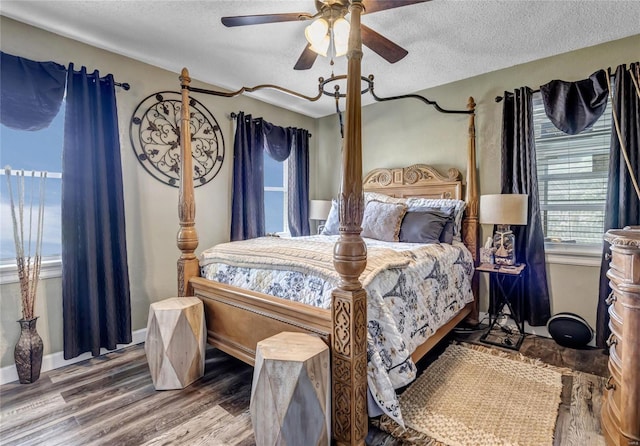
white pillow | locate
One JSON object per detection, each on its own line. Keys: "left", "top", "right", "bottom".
{"left": 364, "top": 191, "right": 407, "bottom": 205}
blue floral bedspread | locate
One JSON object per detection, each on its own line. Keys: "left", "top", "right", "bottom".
{"left": 200, "top": 235, "right": 474, "bottom": 426}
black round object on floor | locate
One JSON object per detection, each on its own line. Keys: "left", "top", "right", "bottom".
{"left": 547, "top": 312, "right": 593, "bottom": 348}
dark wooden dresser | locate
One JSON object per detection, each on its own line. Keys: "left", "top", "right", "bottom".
{"left": 602, "top": 228, "right": 640, "bottom": 446}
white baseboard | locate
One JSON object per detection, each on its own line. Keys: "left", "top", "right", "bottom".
{"left": 1, "top": 328, "right": 147, "bottom": 385}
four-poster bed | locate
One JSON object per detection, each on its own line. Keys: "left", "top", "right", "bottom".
{"left": 176, "top": 3, "right": 478, "bottom": 445}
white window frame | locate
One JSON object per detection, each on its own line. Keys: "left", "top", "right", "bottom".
{"left": 0, "top": 169, "right": 62, "bottom": 283}
{"left": 532, "top": 91, "right": 611, "bottom": 266}
{"left": 263, "top": 159, "right": 289, "bottom": 236}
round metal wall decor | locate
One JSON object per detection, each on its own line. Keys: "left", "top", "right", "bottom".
{"left": 130, "top": 91, "right": 224, "bottom": 187}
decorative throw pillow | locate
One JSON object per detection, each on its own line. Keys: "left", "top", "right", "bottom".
{"left": 406, "top": 198, "right": 466, "bottom": 242}
{"left": 399, "top": 208, "right": 455, "bottom": 244}
{"left": 321, "top": 199, "right": 340, "bottom": 235}
{"left": 361, "top": 200, "right": 408, "bottom": 242}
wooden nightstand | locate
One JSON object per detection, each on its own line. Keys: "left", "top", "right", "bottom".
{"left": 476, "top": 263, "right": 527, "bottom": 350}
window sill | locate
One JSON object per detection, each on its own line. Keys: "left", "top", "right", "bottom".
{"left": 544, "top": 244, "right": 603, "bottom": 267}
{"left": 0, "top": 257, "right": 62, "bottom": 285}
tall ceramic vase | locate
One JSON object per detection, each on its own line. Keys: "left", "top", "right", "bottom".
{"left": 14, "top": 317, "right": 44, "bottom": 384}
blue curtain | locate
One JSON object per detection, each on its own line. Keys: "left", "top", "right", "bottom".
{"left": 231, "top": 112, "right": 265, "bottom": 241}
{"left": 501, "top": 87, "right": 551, "bottom": 326}
{"left": 0, "top": 51, "right": 66, "bottom": 130}
{"left": 62, "top": 64, "right": 131, "bottom": 359}
{"left": 288, "top": 128, "right": 311, "bottom": 237}
{"left": 596, "top": 62, "right": 640, "bottom": 347}
{"left": 230, "top": 112, "right": 311, "bottom": 240}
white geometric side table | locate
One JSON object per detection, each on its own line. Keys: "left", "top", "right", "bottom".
{"left": 250, "top": 331, "right": 330, "bottom": 446}
{"left": 145, "top": 296, "right": 205, "bottom": 390}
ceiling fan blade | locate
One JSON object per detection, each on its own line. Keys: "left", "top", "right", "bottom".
{"left": 361, "top": 24, "right": 408, "bottom": 64}
{"left": 294, "top": 44, "right": 318, "bottom": 70}
{"left": 362, "top": 0, "right": 430, "bottom": 14}
{"left": 221, "top": 13, "right": 310, "bottom": 27}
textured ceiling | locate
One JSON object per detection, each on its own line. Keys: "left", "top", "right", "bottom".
{"left": 2, "top": 1, "right": 639, "bottom": 118}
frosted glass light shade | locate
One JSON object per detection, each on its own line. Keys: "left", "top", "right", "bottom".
{"left": 305, "top": 18, "right": 329, "bottom": 55}
{"left": 309, "top": 34, "right": 330, "bottom": 56}
{"left": 480, "top": 194, "right": 529, "bottom": 226}
{"left": 309, "top": 199, "right": 332, "bottom": 221}
{"left": 333, "top": 17, "right": 350, "bottom": 56}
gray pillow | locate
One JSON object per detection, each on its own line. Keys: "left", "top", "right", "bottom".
{"left": 361, "top": 200, "right": 408, "bottom": 242}
{"left": 321, "top": 199, "right": 339, "bottom": 235}
{"left": 399, "top": 208, "right": 455, "bottom": 244}
{"left": 406, "top": 198, "right": 466, "bottom": 242}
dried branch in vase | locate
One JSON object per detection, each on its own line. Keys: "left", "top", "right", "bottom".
{"left": 4, "top": 167, "right": 47, "bottom": 321}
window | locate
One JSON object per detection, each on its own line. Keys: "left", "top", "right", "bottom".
{"left": 263, "top": 153, "right": 288, "bottom": 234}
{"left": 533, "top": 92, "right": 611, "bottom": 248}
{"left": 0, "top": 103, "right": 64, "bottom": 281}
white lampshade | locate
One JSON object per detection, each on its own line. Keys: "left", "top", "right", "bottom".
{"left": 480, "top": 194, "right": 528, "bottom": 225}
{"left": 309, "top": 199, "right": 332, "bottom": 221}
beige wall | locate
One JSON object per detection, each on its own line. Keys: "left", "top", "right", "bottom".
{"left": 0, "top": 16, "right": 318, "bottom": 368}
{"left": 317, "top": 34, "right": 640, "bottom": 331}
{"left": 2, "top": 14, "right": 637, "bottom": 368}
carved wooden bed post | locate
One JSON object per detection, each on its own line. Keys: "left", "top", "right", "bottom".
{"left": 331, "top": 1, "right": 368, "bottom": 445}
{"left": 177, "top": 68, "right": 200, "bottom": 297}
{"left": 463, "top": 96, "right": 480, "bottom": 323}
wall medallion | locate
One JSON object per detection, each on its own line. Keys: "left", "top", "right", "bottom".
{"left": 130, "top": 91, "right": 224, "bottom": 187}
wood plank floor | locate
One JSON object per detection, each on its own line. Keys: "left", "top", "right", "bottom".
{"left": 0, "top": 331, "right": 608, "bottom": 446}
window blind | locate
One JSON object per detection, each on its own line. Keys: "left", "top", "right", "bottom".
{"left": 533, "top": 92, "right": 611, "bottom": 245}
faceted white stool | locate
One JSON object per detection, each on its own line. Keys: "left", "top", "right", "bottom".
{"left": 250, "top": 331, "right": 330, "bottom": 446}
{"left": 145, "top": 297, "right": 205, "bottom": 390}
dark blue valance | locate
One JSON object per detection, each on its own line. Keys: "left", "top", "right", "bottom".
{"left": 0, "top": 51, "right": 66, "bottom": 131}
{"left": 540, "top": 70, "right": 608, "bottom": 135}
{"left": 262, "top": 120, "right": 292, "bottom": 161}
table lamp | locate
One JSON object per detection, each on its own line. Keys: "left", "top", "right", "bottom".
{"left": 309, "top": 199, "right": 332, "bottom": 234}
{"left": 480, "top": 194, "right": 528, "bottom": 265}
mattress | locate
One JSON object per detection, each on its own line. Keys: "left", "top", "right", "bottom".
{"left": 200, "top": 234, "right": 474, "bottom": 426}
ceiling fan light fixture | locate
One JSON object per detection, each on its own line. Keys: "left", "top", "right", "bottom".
{"left": 332, "top": 17, "right": 350, "bottom": 57}
{"left": 305, "top": 18, "right": 329, "bottom": 46}
{"left": 309, "top": 34, "right": 330, "bottom": 56}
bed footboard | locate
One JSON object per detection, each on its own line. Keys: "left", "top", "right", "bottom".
{"left": 191, "top": 277, "right": 332, "bottom": 365}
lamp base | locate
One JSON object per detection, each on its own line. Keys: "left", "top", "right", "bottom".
{"left": 494, "top": 225, "right": 516, "bottom": 266}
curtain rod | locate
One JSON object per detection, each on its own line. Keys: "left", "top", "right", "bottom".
{"left": 63, "top": 66, "right": 129, "bottom": 91}
{"left": 228, "top": 112, "right": 313, "bottom": 138}
{"left": 495, "top": 67, "right": 621, "bottom": 103}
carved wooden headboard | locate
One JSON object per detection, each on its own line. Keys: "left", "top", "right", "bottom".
{"left": 362, "top": 164, "right": 463, "bottom": 200}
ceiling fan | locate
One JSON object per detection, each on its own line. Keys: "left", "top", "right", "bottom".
{"left": 221, "top": 0, "right": 430, "bottom": 70}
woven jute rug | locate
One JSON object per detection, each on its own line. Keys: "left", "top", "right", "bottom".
{"left": 374, "top": 343, "right": 569, "bottom": 446}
